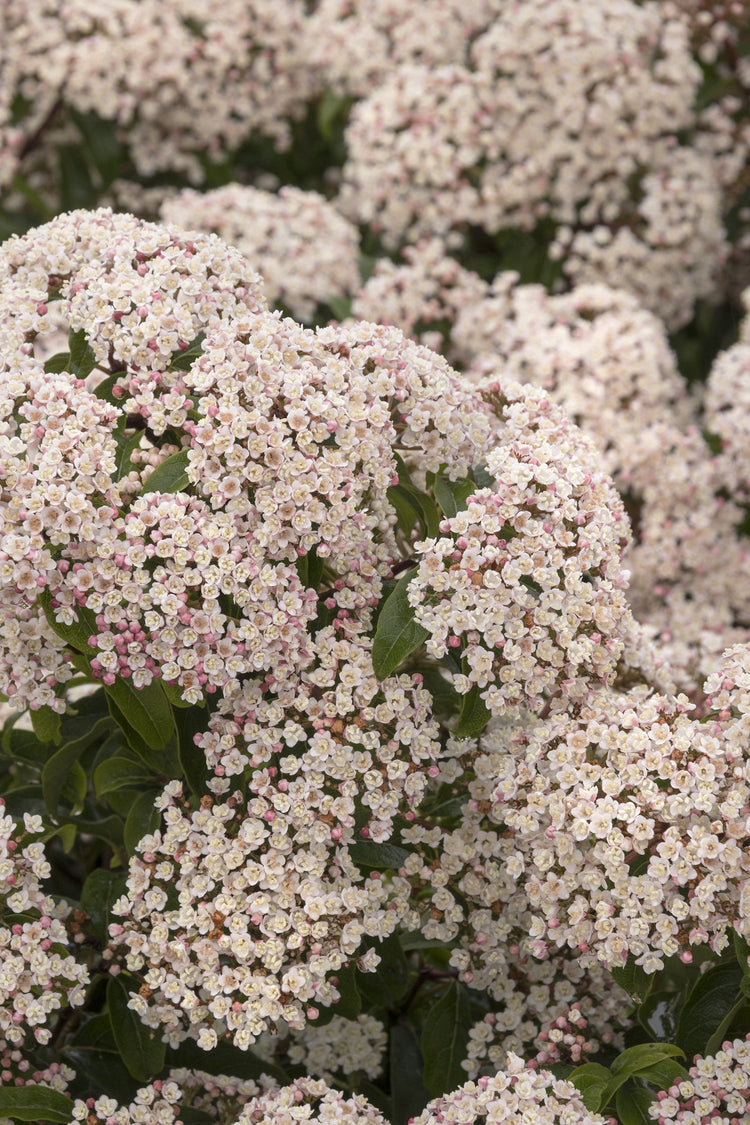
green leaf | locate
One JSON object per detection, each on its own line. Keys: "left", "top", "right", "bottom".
{"left": 80, "top": 868, "right": 128, "bottom": 944}
{"left": 59, "top": 145, "right": 97, "bottom": 211}
{"left": 387, "top": 483, "right": 441, "bottom": 539}
{"left": 69, "top": 107, "right": 126, "bottom": 186}
{"left": 433, "top": 474, "right": 475, "bottom": 519}
{"left": 453, "top": 682, "right": 491, "bottom": 739}
{"left": 37, "top": 587, "right": 98, "bottom": 656}
{"left": 56, "top": 814, "right": 125, "bottom": 852}
{"left": 0, "top": 1086, "right": 73, "bottom": 1122}
{"left": 331, "top": 963, "right": 361, "bottom": 1020}
{"left": 568, "top": 1063, "right": 612, "bottom": 1112}
{"left": 104, "top": 677, "right": 174, "bottom": 751}
{"left": 164, "top": 1039, "right": 289, "bottom": 1085}
{"left": 30, "top": 705, "right": 62, "bottom": 744}
{"left": 616, "top": 1084, "right": 655, "bottom": 1125}
{"left": 610, "top": 1043, "right": 685, "bottom": 1076}
{"left": 44, "top": 351, "right": 72, "bottom": 374}
{"left": 41, "top": 716, "right": 112, "bottom": 813}
{"left": 610, "top": 957, "right": 654, "bottom": 1005}
{"left": 637, "top": 990, "right": 681, "bottom": 1042}
{"left": 124, "top": 789, "right": 162, "bottom": 854}
{"left": 372, "top": 570, "right": 429, "bottom": 680}
{"left": 348, "top": 841, "right": 410, "bottom": 871}
{"left": 94, "top": 756, "right": 160, "bottom": 798}
{"left": 167, "top": 331, "right": 205, "bottom": 372}
{"left": 316, "top": 88, "right": 352, "bottom": 140}
{"left": 634, "top": 1059, "right": 689, "bottom": 1091}
{"left": 107, "top": 975, "right": 166, "bottom": 1082}
{"left": 68, "top": 328, "right": 98, "bottom": 377}
{"left": 357, "top": 933, "right": 413, "bottom": 1009}
{"left": 390, "top": 1024, "right": 429, "bottom": 1125}
{"left": 142, "top": 449, "right": 191, "bottom": 495}
{"left": 115, "top": 427, "right": 145, "bottom": 481}
{"left": 296, "top": 544, "right": 325, "bottom": 590}
{"left": 387, "top": 484, "right": 421, "bottom": 539}
{"left": 675, "top": 961, "right": 743, "bottom": 1061}
{"left": 327, "top": 296, "right": 352, "bottom": 321}
{"left": 174, "top": 704, "right": 210, "bottom": 797}
{"left": 420, "top": 981, "right": 473, "bottom": 1097}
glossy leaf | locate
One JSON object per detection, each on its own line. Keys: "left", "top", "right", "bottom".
{"left": 675, "top": 961, "right": 743, "bottom": 1061}
{"left": 124, "top": 788, "right": 162, "bottom": 854}
{"left": 433, "top": 474, "right": 475, "bottom": 519}
{"left": 80, "top": 868, "right": 128, "bottom": 944}
{"left": 30, "top": 706, "right": 62, "bottom": 745}
{"left": 37, "top": 587, "right": 98, "bottom": 656}
{"left": 104, "top": 677, "right": 174, "bottom": 751}
{"left": 142, "top": 449, "right": 191, "bottom": 495}
{"left": 420, "top": 981, "right": 473, "bottom": 1096}
{"left": 569, "top": 1063, "right": 612, "bottom": 1112}
{"left": 0, "top": 1086, "right": 73, "bottom": 1122}
{"left": 372, "top": 570, "right": 429, "bottom": 679}
{"left": 175, "top": 703, "right": 211, "bottom": 797}
{"left": 94, "top": 755, "right": 159, "bottom": 798}
{"left": 453, "top": 682, "right": 491, "bottom": 739}
{"left": 390, "top": 1024, "right": 429, "bottom": 1125}
{"left": 331, "top": 962, "right": 361, "bottom": 1020}
{"left": 107, "top": 975, "right": 166, "bottom": 1082}
{"left": 41, "top": 716, "right": 112, "bottom": 813}
{"left": 357, "top": 933, "right": 412, "bottom": 1008}
{"left": 68, "top": 328, "right": 98, "bottom": 377}
{"left": 348, "top": 841, "right": 410, "bottom": 871}
{"left": 610, "top": 1042, "right": 685, "bottom": 1076}
{"left": 610, "top": 957, "right": 654, "bottom": 1004}
{"left": 616, "top": 1085, "right": 654, "bottom": 1125}
{"left": 168, "top": 331, "right": 206, "bottom": 372}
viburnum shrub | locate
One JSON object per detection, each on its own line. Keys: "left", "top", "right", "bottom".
{"left": 0, "top": 204, "right": 749, "bottom": 1125}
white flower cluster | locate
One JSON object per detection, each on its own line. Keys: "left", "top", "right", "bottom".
{"left": 454, "top": 280, "right": 693, "bottom": 479}
{"left": 160, "top": 185, "right": 361, "bottom": 323}
{"left": 0, "top": 801, "right": 89, "bottom": 1050}
{"left": 337, "top": 0, "right": 726, "bottom": 327}
{"left": 1, "top": 0, "right": 318, "bottom": 188}
{"left": 236, "top": 1076, "right": 388, "bottom": 1124}
{"left": 409, "top": 395, "right": 631, "bottom": 714}
{"left": 648, "top": 1035, "right": 750, "bottom": 1123}
{"left": 71, "top": 1080, "right": 183, "bottom": 1125}
{"left": 109, "top": 780, "right": 413, "bottom": 1048}
{"left": 410, "top": 1054, "right": 609, "bottom": 1125}
{"left": 255, "top": 1014, "right": 387, "bottom": 1083}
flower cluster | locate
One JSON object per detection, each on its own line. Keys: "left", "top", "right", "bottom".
{"left": 109, "top": 780, "right": 413, "bottom": 1048}
{"left": 236, "top": 1077, "right": 388, "bottom": 1124}
{"left": 410, "top": 1053, "right": 610, "bottom": 1125}
{"left": 408, "top": 397, "right": 631, "bottom": 714}
{"left": 71, "top": 1080, "right": 183, "bottom": 1125}
{"left": 160, "top": 185, "right": 361, "bottom": 323}
{"left": 648, "top": 1035, "right": 750, "bottom": 1124}
{"left": 255, "top": 1014, "right": 387, "bottom": 1083}
{"left": 0, "top": 801, "right": 89, "bottom": 1050}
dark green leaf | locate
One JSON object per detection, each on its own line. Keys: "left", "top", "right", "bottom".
{"left": 59, "top": 145, "right": 97, "bottom": 211}
{"left": 453, "top": 682, "right": 491, "bottom": 739}
{"left": 68, "top": 328, "right": 97, "bottom": 378}
{"left": 316, "top": 88, "right": 351, "bottom": 140}
{"left": 165, "top": 1039, "right": 289, "bottom": 1085}
{"left": 387, "top": 484, "right": 421, "bottom": 539}
{"left": 296, "top": 544, "right": 325, "bottom": 590}
{"left": 637, "top": 991, "right": 681, "bottom": 1042}
{"left": 420, "top": 981, "right": 474, "bottom": 1096}
{"left": 327, "top": 296, "right": 352, "bottom": 321}
{"left": 69, "top": 108, "right": 126, "bottom": 186}
{"left": 37, "top": 587, "right": 98, "bottom": 656}
{"left": 610, "top": 957, "right": 654, "bottom": 1005}
{"left": 568, "top": 1062, "right": 612, "bottom": 1112}
{"left": 348, "top": 841, "right": 410, "bottom": 871}
{"left": 433, "top": 474, "right": 475, "bottom": 519}
{"left": 633, "top": 1059, "right": 689, "bottom": 1091}
{"left": 30, "top": 705, "right": 62, "bottom": 744}
{"left": 124, "top": 789, "right": 162, "bottom": 854}
{"left": 80, "top": 868, "right": 128, "bottom": 944}
{"left": 175, "top": 704, "right": 210, "bottom": 797}
{"left": 616, "top": 1084, "right": 654, "bottom": 1125}
{"left": 41, "top": 716, "right": 112, "bottom": 813}
{"left": 142, "top": 449, "right": 191, "bottom": 495}
{"left": 331, "top": 963, "right": 361, "bottom": 1020}
{"left": 56, "top": 814, "right": 124, "bottom": 851}
{"left": 167, "top": 331, "right": 205, "bottom": 372}
{"left": 372, "top": 570, "right": 429, "bottom": 679}
{"left": 357, "top": 933, "right": 412, "bottom": 1009}
{"left": 104, "top": 677, "right": 174, "bottom": 751}
{"left": 107, "top": 975, "right": 166, "bottom": 1082}
{"left": 94, "top": 756, "right": 160, "bottom": 798}
{"left": 390, "top": 1024, "right": 428, "bottom": 1125}
{"left": 0, "top": 1086, "right": 73, "bottom": 1122}
{"left": 44, "top": 351, "right": 72, "bottom": 374}
{"left": 675, "top": 961, "right": 743, "bottom": 1061}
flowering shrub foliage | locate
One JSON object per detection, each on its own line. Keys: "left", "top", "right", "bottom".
{"left": 0, "top": 4, "right": 750, "bottom": 1125}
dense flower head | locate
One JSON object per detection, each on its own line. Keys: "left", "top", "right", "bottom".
{"left": 408, "top": 397, "right": 631, "bottom": 714}
{"left": 254, "top": 1013, "right": 387, "bottom": 1083}
{"left": 455, "top": 280, "right": 693, "bottom": 479}
{"left": 410, "top": 1053, "right": 610, "bottom": 1125}
{"left": 109, "top": 780, "right": 413, "bottom": 1048}
{"left": 305, "top": 0, "right": 502, "bottom": 97}
{"left": 71, "top": 1080, "right": 184, "bottom": 1125}
{"left": 351, "top": 239, "right": 488, "bottom": 358}
{"left": 198, "top": 624, "right": 441, "bottom": 842}
{"left": 237, "top": 1076, "right": 388, "bottom": 1124}
{"left": 0, "top": 801, "right": 89, "bottom": 1050}
{"left": 160, "top": 185, "right": 361, "bottom": 323}
{"left": 647, "top": 1035, "right": 750, "bottom": 1124}
{"left": 166, "top": 1069, "right": 275, "bottom": 1125}
{"left": 703, "top": 340, "right": 750, "bottom": 500}
{"left": 483, "top": 685, "right": 750, "bottom": 971}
